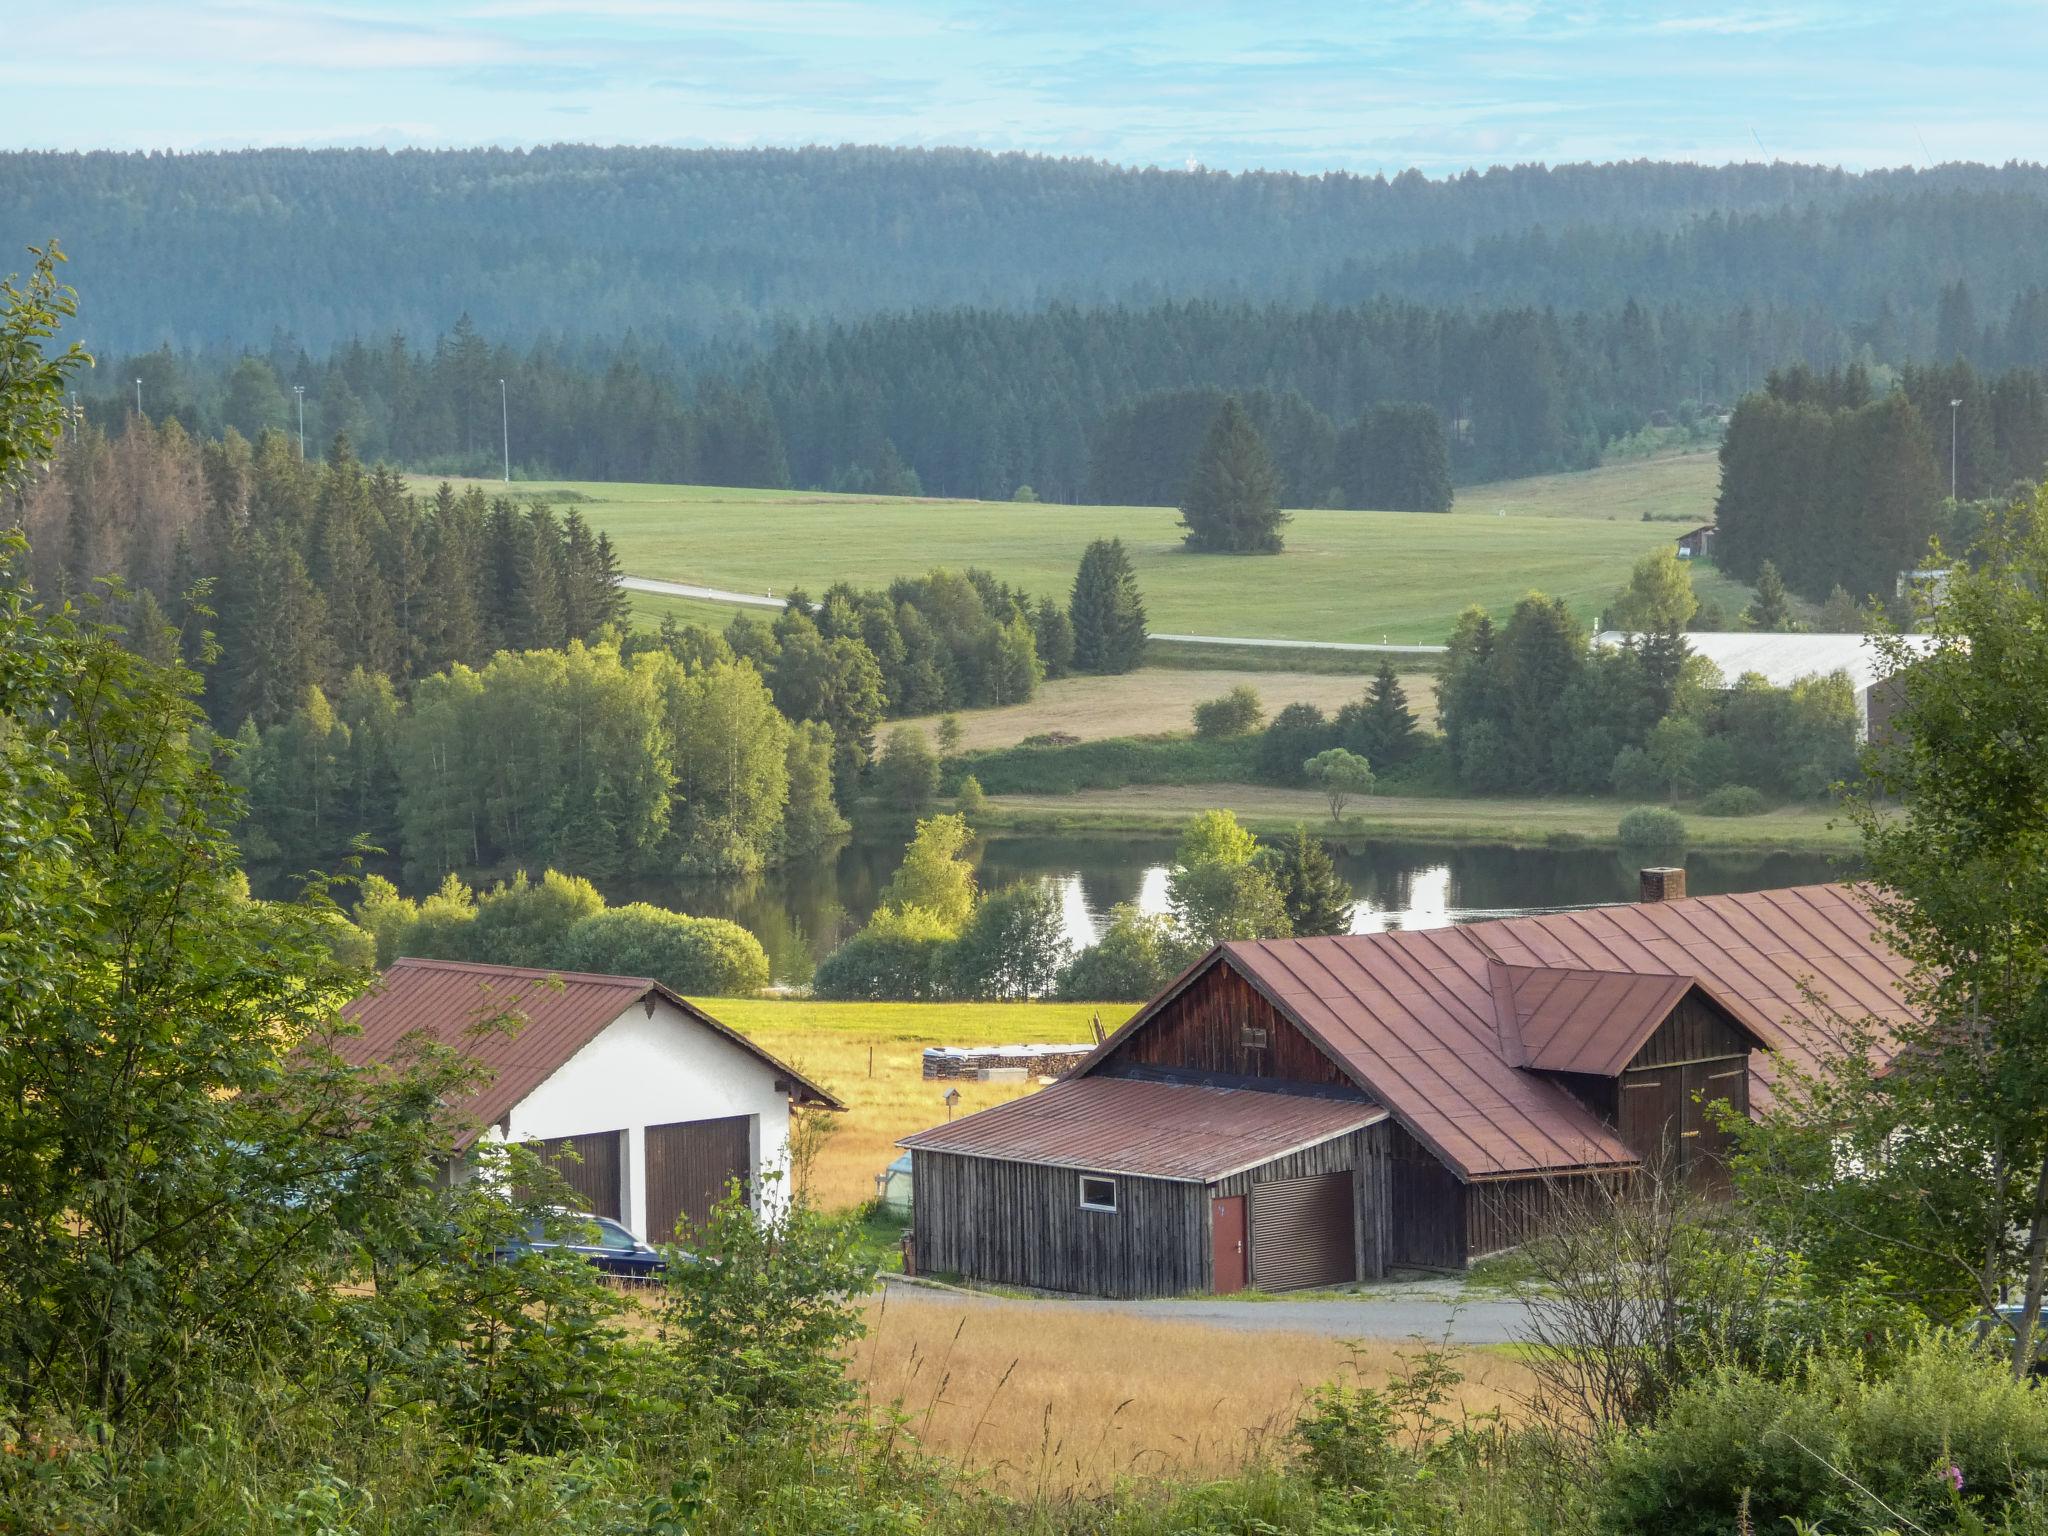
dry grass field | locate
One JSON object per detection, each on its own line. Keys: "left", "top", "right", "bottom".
{"left": 852, "top": 1292, "right": 1533, "bottom": 1496}
{"left": 893, "top": 666, "right": 1438, "bottom": 752}
{"left": 698, "top": 997, "right": 1139, "bottom": 1210}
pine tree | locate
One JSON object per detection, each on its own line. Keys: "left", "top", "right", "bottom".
{"left": 511, "top": 504, "right": 567, "bottom": 651}
{"left": 1068, "top": 537, "right": 1148, "bottom": 673}
{"left": 1178, "top": 397, "right": 1289, "bottom": 553}
{"left": 309, "top": 434, "right": 395, "bottom": 681}
{"left": 1344, "top": 660, "right": 1420, "bottom": 766}
{"left": 1267, "top": 825, "right": 1355, "bottom": 938}
{"left": 420, "top": 484, "right": 488, "bottom": 671}
{"left": 1746, "top": 559, "right": 1793, "bottom": 631}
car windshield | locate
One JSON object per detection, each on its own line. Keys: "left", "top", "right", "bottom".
{"left": 590, "top": 1217, "right": 640, "bottom": 1251}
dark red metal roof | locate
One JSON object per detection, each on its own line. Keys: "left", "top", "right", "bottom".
{"left": 900, "top": 1076, "right": 1386, "bottom": 1183}
{"left": 1071, "top": 883, "right": 1908, "bottom": 1183}
{"left": 335, "top": 958, "right": 841, "bottom": 1146}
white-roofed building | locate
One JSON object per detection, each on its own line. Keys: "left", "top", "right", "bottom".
{"left": 1592, "top": 631, "right": 1939, "bottom": 741}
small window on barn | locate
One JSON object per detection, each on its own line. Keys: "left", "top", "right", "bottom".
{"left": 1078, "top": 1175, "right": 1117, "bottom": 1212}
{"left": 1240, "top": 1024, "right": 1269, "bottom": 1050}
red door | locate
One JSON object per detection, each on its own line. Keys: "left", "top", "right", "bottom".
{"left": 1212, "top": 1195, "right": 1248, "bottom": 1293}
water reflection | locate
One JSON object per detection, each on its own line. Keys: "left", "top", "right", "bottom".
{"left": 624, "top": 833, "right": 1849, "bottom": 984}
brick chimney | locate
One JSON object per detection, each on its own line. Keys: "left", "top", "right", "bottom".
{"left": 1639, "top": 866, "right": 1687, "bottom": 904}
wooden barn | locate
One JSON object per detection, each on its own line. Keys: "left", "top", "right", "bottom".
{"left": 903, "top": 876, "right": 1910, "bottom": 1297}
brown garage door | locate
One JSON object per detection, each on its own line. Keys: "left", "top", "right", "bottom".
{"left": 530, "top": 1131, "right": 623, "bottom": 1221}
{"left": 1250, "top": 1172, "right": 1356, "bottom": 1291}
{"left": 645, "top": 1116, "right": 753, "bottom": 1242}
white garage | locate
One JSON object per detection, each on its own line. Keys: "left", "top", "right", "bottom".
{"left": 339, "top": 957, "right": 841, "bottom": 1241}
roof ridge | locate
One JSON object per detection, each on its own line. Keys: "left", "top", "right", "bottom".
{"left": 386, "top": 956, "right": 658, "bottom": 988}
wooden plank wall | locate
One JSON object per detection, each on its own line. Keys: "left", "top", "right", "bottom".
{"left": 1101, "top": 964, "right": 1354, "bottom": 1091}
{"left": 1464, "top": 1172, "right": 1623, "bottom": 1261}
{"left": 910, "top": 1151, "right": 1206, "bottom": 1298}
{"left": 1627, "top": 992, "right": 1752, "bottom": 1068}
{"left": 1382, "top": 1121, "right": 1467, "bottom": 1271}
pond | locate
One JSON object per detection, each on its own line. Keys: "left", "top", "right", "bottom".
{"left": 617, "top": 834, "right": 1850, "bottom": 985}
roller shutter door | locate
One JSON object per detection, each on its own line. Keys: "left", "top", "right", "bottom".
{"left": 645, "top": 1115, "right": 753, "bottom": 1243}
{"left": 1250, "top": 1172, "right": 1356, "bottom": 1291}
{"left": 530, "top": 1131, "right": 623, "bottom": 1221}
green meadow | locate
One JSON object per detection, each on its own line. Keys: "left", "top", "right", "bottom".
{"left": 421, "top": 452, "right": 1730, "bottom": 646}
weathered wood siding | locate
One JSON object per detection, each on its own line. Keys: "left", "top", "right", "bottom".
{"left": 1464, "top": 1172, "right": 1623, "bottom": 1261}
{"left": 1101, "top": 963, "right": 1353, "bottom": 1091}
{"left": 910, "top": 1150, "right": 1205, "bottom": 1298}
{"left": 1383, "top": 1121, "right": 1467, "bottom": 1271}
{"left": 1215, "top": 1125, "right": 1382, "bottom": 1290}
{"left": 1626, "top": 992, "right": 1752, "bottom": 1069}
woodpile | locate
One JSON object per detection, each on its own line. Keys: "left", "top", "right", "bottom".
{"left": 922, "top": 1044, "right": 1093, "bottom": 1081}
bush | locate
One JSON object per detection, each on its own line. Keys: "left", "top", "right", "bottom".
{"left": 810, "top": 908, "right": 954, "bottom": 1000}
{"left": 1056, "top": 903, "right": 1189, "bottom": 1000}
{"left": 1193, "top": 684, "right": 1264, "bottom": 739}
{"left": 944, "top": 882, "right": 1069, "bottom": 999}
{"left": 954, "top": 772, "right": 987, "bottom": 817}
{"left": 558, "top": 904, "right": 771, "bottom": 995}
{"left": 1595, "top": 1336, "right": 2048, "bottom": 1536}
{"left": 1256, "top": 701, "right": 1338, "bottom": 785}
{"left": 1618, "top": 806, "right": 1687, "bottom": 852}
{"left": 1699, "top": 784, "right": 1766, "bottom": 817}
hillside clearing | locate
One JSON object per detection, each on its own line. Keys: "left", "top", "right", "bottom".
{"left": 893, "top": 667, "right": 1438, "bottom": 752}
{"left": 699, "top": 998, "right": 1137, "bottom": 1210}
{"left": 424, "top": 459, "right": 1720, "bottom": 645}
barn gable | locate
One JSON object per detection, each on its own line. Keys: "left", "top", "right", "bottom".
{"left": 1087, "top": 951, "right": 1362, "bottom": 1097}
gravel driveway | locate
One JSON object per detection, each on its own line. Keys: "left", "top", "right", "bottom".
{"left": 879, "top": 1275, "right": 1542, "bottom": 1345}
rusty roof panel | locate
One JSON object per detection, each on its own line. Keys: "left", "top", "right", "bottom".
{"left": 336, "top": 958, "right": 840, "bottom": 1146}
{"left": 900, "top": 1077, "right": 1385, "bottom": 1182}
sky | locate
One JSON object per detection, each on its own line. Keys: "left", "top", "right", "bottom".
{"left": 2, "top": 0, "right": 2042, "bottom": 175}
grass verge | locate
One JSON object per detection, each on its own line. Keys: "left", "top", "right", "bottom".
{"left": 973, "top": 783, "right": 1862, "bottom": 853}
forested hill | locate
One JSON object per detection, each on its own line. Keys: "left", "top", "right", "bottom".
{"left": 6, "top": 145, "right": 2048, "bottom": 353}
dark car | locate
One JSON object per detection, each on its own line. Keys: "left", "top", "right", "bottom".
{"left": 498, "top": 1209, "right": 670, "bottom": 1279}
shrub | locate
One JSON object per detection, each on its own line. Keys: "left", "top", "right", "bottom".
{"left": 810, "top": 907, "right": 954, "bottom": 1000}
{"left": 1618, "top": 806, "right": 1687, "bottom": 852}
{"left": 1699, "top": 784, "right": 1766, "bottom": 817}
{"left": 1193, "top": 684, "right": 1264, "bottom": 739}
{"left": 955, "top": 772, "right": 987, "bottom": 817}
{"left": 1595, "top": 1336, "right": 2048, "bottom": 1536}
{"left": 558, "top": 904, "right": 771, "bottom": 995}
{"left": 1256, "top": 701, "right": 1337, "bottom": 784}
{"left": 1056, "top": 902, "right": 1188, "bottom": 1000}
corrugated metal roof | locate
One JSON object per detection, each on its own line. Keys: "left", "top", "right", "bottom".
{"left": 1592, "top": 631, "right": 1939, "bottom": 694}
{"left": 900, "top": 1077, "right": 1386, "bottom": 1183}
{"left": 1069, "top": 882, "right": 1909, "bottom": 1184}
{"left": 335, "top": 957, "right": 840, "bottom": 1146}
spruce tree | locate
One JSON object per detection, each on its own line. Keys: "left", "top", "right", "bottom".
{"left": 1068, "top": 537, "right": 1148, "bottom": 673}
{"left": 511, "top": 504, "right": 568, "bottom": 650}
{"left": 1343, "top": 660, "right": 1420, "bottom": 766}
{"left": 1267, "top": 825, "right": 1355, "bottom": 937}
{"left": 1178, "top": 396, "right": 1289, "bottom": 553}
{"left": 1746, "top": 559, "right": 1793, "bottom": 631}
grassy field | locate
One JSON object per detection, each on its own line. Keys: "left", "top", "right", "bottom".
{"left": 853, "top": 1292, "right": 1532, "bottom": 1496}
{"left": 698, "top": 997, "right": 1138, "bottom": 1210}
{"left": 976, "top": 783, "right": 1863, "bottom": 853}
{"left": 431, "top": 452, "right": 1727, "bottom": 646}
{"left": 894, "top": 667, "right": 1438, "bottom": 752}
{"left": 1455, "top": 451, "right": 1717, "bottom": 521}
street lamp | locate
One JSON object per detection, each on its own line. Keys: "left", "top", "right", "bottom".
{"left": 499, "top": 378, "right": 510, "bottom": 483}
{"left": 294, "top": 385, "right": 306, "bottom": 457}
{"left": 1950, "top": 398, "right": 1963, "bottom": 503}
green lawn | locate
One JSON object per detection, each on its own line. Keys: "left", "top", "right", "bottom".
{"left": 421, "top": 453, "right": 1729, "bottom": 646}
